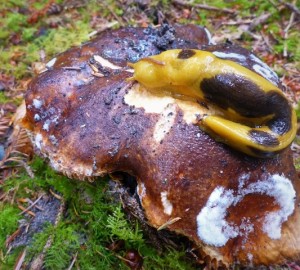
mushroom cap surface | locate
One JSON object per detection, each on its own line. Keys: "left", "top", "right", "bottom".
{"left": 23, "top": 25, "right": 300, "bottom": 267}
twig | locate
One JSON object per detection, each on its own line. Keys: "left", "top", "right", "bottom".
{"left": 248, "top": 12, "right": 271, "bottom": 31}
{"left": 172, "top": 0, "right": 236, "bottom": 14}
{"left": 18, "top": 204, "right": 35, "bottom": 216}
{"left": 283, "top": 9, "right": 295, "bottom": 57}
{"left": 6, "top": 227, "right": 22, "bottom": 248}
{"left": 219, "top": 19, "right": 253, "bottom": 26}
{"left": 49, "top": 189, "right": 62, "bottom": 200}
{"left": 260, "top": 30, "right": 273, "bottom": 53}
{"left": 157, "top": 217, "right": 181, "bottom": 231}
{"left": 14, "top": 248, "right": 27, "bottom": 270}
{"left": 88, "top": 21, "right": 118, "bottom": 38}
{"left": 102, "top": 3, "right": 124, "bottom": 26}
{"left": 278, "top": 0, "right": 300, "bottom": 18}
{"left": 19, "top": 194, "right": 44, "bottom": 215}
{"left": 67, "top": 252, "right": 78, "bottom": 270}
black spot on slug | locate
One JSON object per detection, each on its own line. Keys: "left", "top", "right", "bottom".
{"left": 248, "top": 146, "right": 281, "bottom": 158}
{"left": 200, "top": 74, "right": 292, "bottom": 135}
{"left": 200, "top": 74, "right": 269, "bottom": 117}
{"left": 248, "top": 130, "right": 279, "bottom": 146}
{"left": 265, "top": 91, "right": 292, "bottom": 135}
{"left": 178, "top": 49, "right": 196, "bottom": 59}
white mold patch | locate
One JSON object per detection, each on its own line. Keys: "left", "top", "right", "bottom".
{"left": 34, "top": 114, "right": 41, "bottom": 121}
{"left": 49, "top": 135, "right": 58, "bottom": 146}
{"left": 35, "top": 133, "right": 43, "bottom": 150}
{"left": 153, "top": 103, "right": 176, "bottom": 143}
{"left": 212, "top": 51, "right": 246, "bottom": 61}
{"left": 250, "top": 54, "right": 278, "bottom": 85}
{"left": 33, "top": 99, "right": 43, "bottom": 109}
{"left": 46, "top": 57, "right": 57, "bottom": 69}
{"left": 196, "top": 174, "right": 295, "bottom": 247}
{"left": 259, "top": 174, "right": 296, "bottom": 239}
{"left": 161, "top": 191, "right": 173, "bottom": 216}
{"left": 42, "top": 119, "right": 51, "bottom": 132}
{"left": 247, "top": 253, "right": 253, "bottom": 263}
{"left": 197, "top": 187, "right": 238, "bottom": 247}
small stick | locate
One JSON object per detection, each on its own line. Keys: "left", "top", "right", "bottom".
{"left": 260, "top": 30, "right": 273, "bottom": 53}
{"left": 278, "top": 0, "right": 300, "bottom": 18}
{"left": 6, "top": 227, "right": 22, "bottom": 248}
{"left": 104, "top": 4, "right": 124, "bottom": 26}
{"left": 172, "top": 0, "right": 236, "bottom": 14}
{"left": 49, "top": 189, "right": 62, "bottom": 200}
{"left": 283, "top": 9, "right": 295, "bottom": 58}
{"left": 157, "top": 217, "right": 181, "bottom": 231}
{"left": 248, "top": 12, "right": 271, "bottom": 31}
{"left": 18, "top": 205, "right": 35, "bottom": 217}
{"left": 19, "top": 194, "right": 44, "bottom": 215}
{"left": 67, "top": 252, "right": 78, "bottom": 270}
{"left": 14, "top": 248, "right": 27, "bottom": 270}
{"left": 88, "top": 21, "right": 118, "bottom": 38}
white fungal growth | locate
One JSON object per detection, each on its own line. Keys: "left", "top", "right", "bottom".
{"left": 161, "top": 191, "right": 173, "bottom": 216}
{"left": 259, "top": 174, "right": 296, "bottom": 239}
{"left": 212, "top": 51, "right": 246, "bottom": 61}
{"left": 33, "top": 99, "right": 43, "bottom": 109}
{"left": 42, "top": 119, "right": 51, "bottom": 132}
{"left": 196, "top": 174, "right": 296, "bottom": 246}
{"left": 46, "top": 57, "right": 57, "bottom": 69}
{"left": 34, "top": 114, "right": 41, "bottom": 121}
{"left": 247, "top": 253, "right": 253, "bottom": 263}
{"left": 49, "top": 135, "right": 58, "bottom": 146}
{"left": 196, "top": 187, "right": 238, "bottom": 247}
{"left": 35, "top": 133, "right": 43, "bottom": 150}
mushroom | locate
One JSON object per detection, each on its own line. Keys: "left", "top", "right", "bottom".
{"left": 22, "top": 24, "right": 300, "bottom": 267}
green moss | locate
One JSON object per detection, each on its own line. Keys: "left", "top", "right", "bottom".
{"left": 0, "top": 92, "right": 11, "bottom": 104}
{"left": 107, "top": 206, "right": 144, "bottom": 249}
{"left": 0, "top": 247, "right": 25, "bottom": 270}
{"left": 45, "top": 224, "right": 80, "bottom": 269}
{"left": 0, "top": 204, "right": 19, "bottom": 248}
{"left": 27, "top": 223, "right": 80, "bottom": 270}
{"left": 0, "top": 0, "right": 92, "bottom": 80}
{"left": 296, "top": 102, "right": 300, "bottom": 120}
{"left": 4, "top": 13, "right": 27, "bottom": 33}
{"left": 2, "top": 1, "right": 299, "bottom": 269}
{"left": 1, "top": 157, "right": 196, "bottom": 269}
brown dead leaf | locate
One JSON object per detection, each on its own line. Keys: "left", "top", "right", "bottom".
{"left": 0, "top": 73, "right": 15, "bottom": 91}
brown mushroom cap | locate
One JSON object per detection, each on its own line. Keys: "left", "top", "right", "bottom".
{"left": 22, "top": 24, "right": 300, "bottom": 267}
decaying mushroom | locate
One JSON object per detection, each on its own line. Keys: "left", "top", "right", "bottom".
{"left": 22, "top": 24, "right": 300, "bottom": 267}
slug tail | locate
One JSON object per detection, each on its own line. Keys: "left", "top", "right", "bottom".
{"left": 201, "top": 116, "right": 293, "bottom": 158}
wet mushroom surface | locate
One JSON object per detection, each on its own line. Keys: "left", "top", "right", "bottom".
{"left": 22, "top": 24, "right": 300, "bottom": 267}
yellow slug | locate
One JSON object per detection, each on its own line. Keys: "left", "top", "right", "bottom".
{"left": 128, "top": 49, "right": 297, "bottom": 158}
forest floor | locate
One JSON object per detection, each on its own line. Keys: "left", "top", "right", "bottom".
{"left": 0, "top": 0, "right": 300, "bottom": 269}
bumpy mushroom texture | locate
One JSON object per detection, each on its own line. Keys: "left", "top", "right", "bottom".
{"left": 22, "top": 25, "right": 300, "bottom": 267}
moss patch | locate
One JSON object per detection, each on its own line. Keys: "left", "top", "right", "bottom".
{"left": 0, "top": 157, "right": 196, "bottom": 269}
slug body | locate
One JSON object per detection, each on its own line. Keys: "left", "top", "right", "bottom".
{"left": 129, "top": 49, "right": 297, "bottom": 158}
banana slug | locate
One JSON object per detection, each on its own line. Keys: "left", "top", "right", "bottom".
{"left": 128, "top": 49, "right": 297, "bottom": 158}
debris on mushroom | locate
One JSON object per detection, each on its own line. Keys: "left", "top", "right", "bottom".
{"left": 22, "top": 24, "right": 300, "bottom": 267}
